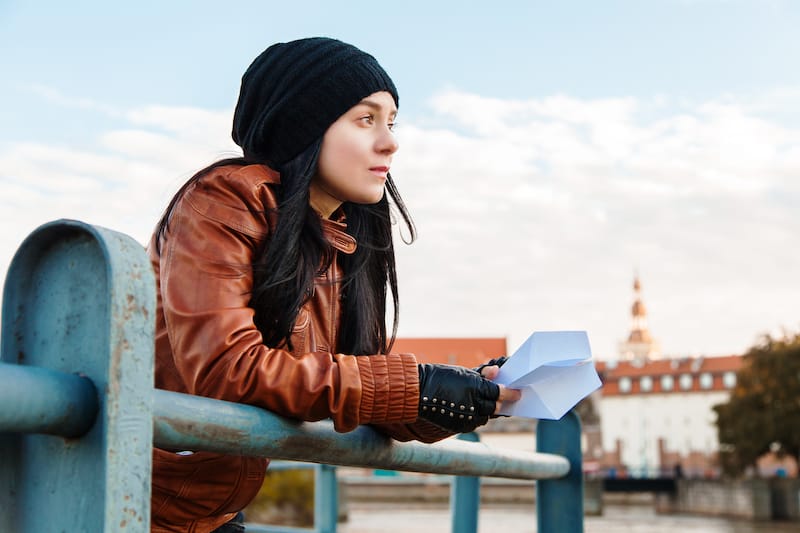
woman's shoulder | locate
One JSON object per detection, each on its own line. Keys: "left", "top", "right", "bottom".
{"left": 183, "top": 163, "right": 281, "bottom": 237}
{"left": 219, "top": 163, "right": 280, "bottom": 185}
{"left": 188, "top": 164, "right": 280, "bottom": 208}
{"left": 195, "top": 163, "right": 279, "bottom": 196}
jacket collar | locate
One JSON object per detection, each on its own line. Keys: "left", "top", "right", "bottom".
{"left": 256, "top": 164, "right": 357, "bottom": 255}
{"left": 320, "top": 211, "right": 357, "bottom": 255}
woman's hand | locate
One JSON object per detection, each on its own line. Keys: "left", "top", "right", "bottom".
{"left": 417, "top": 364, "right": 521, "bottom": 432}
{"left": 475, "top": 356, "right": 516, "bottom": 416}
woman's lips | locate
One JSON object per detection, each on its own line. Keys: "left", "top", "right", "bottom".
{"left": 370, "top": 166, "right": 389, "bottom": 177}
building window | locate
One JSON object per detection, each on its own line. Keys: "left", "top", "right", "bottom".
{"left": 661, "top": 374, "right": 674, "bottom": 391}
{"left": 679, "top": 374, "right": 693, "bottom": 390}
{"left": 699, "top": 372, "right": 713, "bottom": 389}
{"left": 640, "top": 376, "right": 653, "bottom": 392}
{"left": 619, "top": 377, "right": 631, "bottom": 393}
{"left": 723, "top": 371, "right": 737, "bottom": 389}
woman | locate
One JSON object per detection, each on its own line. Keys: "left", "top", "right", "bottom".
{"left": 148, "top": 37, "right": 519, "bottom": 533}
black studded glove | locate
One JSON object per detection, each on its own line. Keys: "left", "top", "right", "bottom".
{"left": 473, "top": 356, "right": 508, "bottom": 375}
{"left": 417, "top": 363, "right": 500, "bottom": 433}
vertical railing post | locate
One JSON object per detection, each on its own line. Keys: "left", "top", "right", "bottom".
{"left": 451, "top": 432, "right": 480, "bottom": 533}
{"left": 314, "top": 464, "right": 338, "bottom": 533}
{"left": 536, "top": 410, "right": 583, "bottom": 533}
{"left": 0, "top": 220, "right": 155, "bottom": 532}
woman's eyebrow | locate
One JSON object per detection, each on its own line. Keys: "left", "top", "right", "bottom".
{"left": 358, "top": 99, "right": 398, "bottom": 116}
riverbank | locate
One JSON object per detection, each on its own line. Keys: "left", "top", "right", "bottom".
{"left": 342, "top": 475, "right": 600, "bottom": 515}
{"left": 338, "top": 502, "right": 800, "bottom": 533}
{"left": 340, "top": 474, "right": 800, "bottom": 522}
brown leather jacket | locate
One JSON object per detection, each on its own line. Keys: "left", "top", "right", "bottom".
{"left": 148, "top": 164, "right": 451, "bottom": 532}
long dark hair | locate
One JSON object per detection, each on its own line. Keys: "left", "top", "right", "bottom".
{"left": 154, "top": 140, "right": 415, "bottom": 356}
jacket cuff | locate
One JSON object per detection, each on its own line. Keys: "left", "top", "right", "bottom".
{"left": 356, "top": 353, "right": 419, "bottom": 424}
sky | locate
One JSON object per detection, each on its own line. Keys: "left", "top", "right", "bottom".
{"left": 1, "top": 0, "right": 799, "bottom": 359}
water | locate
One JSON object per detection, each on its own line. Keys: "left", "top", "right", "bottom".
{"left": 338, "top": 503, "right": 800, "bottom": 532}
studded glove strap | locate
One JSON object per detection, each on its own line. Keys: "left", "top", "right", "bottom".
{"left": 417, "top": 363, "right": 500, "bottom": 433}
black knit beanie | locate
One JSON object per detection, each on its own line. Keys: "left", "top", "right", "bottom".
{"left": 232, "top": 37, "right": 399, "bottom": 167}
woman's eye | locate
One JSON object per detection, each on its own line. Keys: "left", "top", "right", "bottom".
{"left": 360, "top": 115, "right": 375, "bottom": 125}
{"left": 387, "top": 121, "right": 397, "bottom": 131}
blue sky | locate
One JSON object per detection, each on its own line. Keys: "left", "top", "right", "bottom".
{"left": 4, "top": 1, "right": 799, "bottom": 137}
{"left": 2, "top": 0, "right": 799, "bottom": 358}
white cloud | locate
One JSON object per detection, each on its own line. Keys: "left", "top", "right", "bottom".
{"left": 392, "top": 89, "right": 800, "bottom": 358}
{"left": 2, "top": 88, "right": 799, "bottom": 360}
{"left": 0, "top": 101, "right": 239, "bottom": 275}
{"left": 126, "top": 106, "right": 233, "bottom": 138}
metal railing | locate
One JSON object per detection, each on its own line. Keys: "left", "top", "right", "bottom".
{"left": 0, "top": 220, "right": 584, "bottom": 532}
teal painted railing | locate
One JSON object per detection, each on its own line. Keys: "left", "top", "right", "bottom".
{"left": 0, "top": 220, "right": 584, "bottom": 533}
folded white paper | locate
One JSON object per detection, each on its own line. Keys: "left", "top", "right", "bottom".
{"left": 493, "top": 331, "right": 601, "bottom": 420}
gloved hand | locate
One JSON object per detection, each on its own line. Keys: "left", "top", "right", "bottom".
{"left": 473, "top": 356, "right": 508, "bottom": 375}
{"left": 417, "top": 363, "right": 500, "bottom": 433}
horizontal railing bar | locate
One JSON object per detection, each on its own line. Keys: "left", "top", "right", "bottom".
{"left": 0, "top": 362, "right": 570, "bottom": 480}
{"left": 267, "top": 460, "right": 318, "bottom": 471}
{"left": 0, "top": 361, "right": 98, "bottom": 438}
{"left": 153, "top": 389, "right": 569, "bottom": 480}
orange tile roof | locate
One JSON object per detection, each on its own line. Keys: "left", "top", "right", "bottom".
{"left": 597, "top": 355, "right": 743, "bottom": 378}
{"left": 391, "top": 337, "right": 507, "bottom": 368}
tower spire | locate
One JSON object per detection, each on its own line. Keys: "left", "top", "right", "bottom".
{"left": 618, "top": 274, "right": 661, "bottom": 361}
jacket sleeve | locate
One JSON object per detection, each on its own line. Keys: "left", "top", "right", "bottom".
{"left": 155, "top": 169, "right": 419, "bottom": 433}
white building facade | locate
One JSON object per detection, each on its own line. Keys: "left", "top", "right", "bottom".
{"left": 598, "top": 357, "right": 740, "bottom": 476}
{"left": 598, "top": 277, "right": 741, "bottom": 477}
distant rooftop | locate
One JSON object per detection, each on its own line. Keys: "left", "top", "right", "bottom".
{"left": 597, "top": 355, "right": 743, "bottom": 396}
{"left": 392, "top": 337, "right": 507, "bottom": 368}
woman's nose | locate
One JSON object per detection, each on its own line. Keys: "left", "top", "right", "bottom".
{"left": 376, "top": 127, "right": 399, "bottom": 154}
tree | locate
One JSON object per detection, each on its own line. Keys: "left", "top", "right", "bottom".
{"left": 714, "top": 332, "right": 800, "bottom": 476}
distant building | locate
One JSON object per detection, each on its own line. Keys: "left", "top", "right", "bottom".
{"left": 393, "top": 278, "right": 749, "bottom": 480}
{"left": 597, "top": 276, "right": 742, "bottom": 477}
{"left": 597, "top": 355, "right": 741, "bottom": 477}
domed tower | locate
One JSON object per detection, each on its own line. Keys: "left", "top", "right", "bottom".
{"left": 618, "top": 275, "right": 661, "bottom": 361}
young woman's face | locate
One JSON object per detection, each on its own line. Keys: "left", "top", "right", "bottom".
{"left": 310, "top": 91, "right": 399, "bottom": 218}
